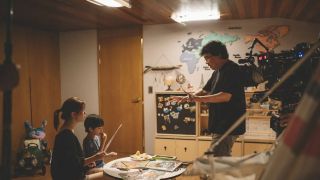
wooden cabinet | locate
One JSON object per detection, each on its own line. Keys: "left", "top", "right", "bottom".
{"left": 197, "top": 139, "right": 242, "bottom": 157}
{"left": 242, "top": 91, "right": 276, "bottom": 156}
{"left": 198, "top": 103, "right": 209, "bottom": 136}
{"left": 154, "top": 138, "right": 176, "bottom": 156}
{"left": 232, "top": 141, "right": 243, "bottom": 156}
{"left": 175, "top": 140, "right": 197, "bottom": 161}
{"left": 197, "top": 140, "right": 211, "bottom": 156}
{"left": 154, "top": 91, "right": 276, "bottom": 160}
{"left": 155, "top": 138, "right": 197, "bottom": 161}
{"left": 244, "top": 142, "right": 273, "bottom": 155}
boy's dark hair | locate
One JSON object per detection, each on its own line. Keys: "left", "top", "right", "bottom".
{"left": 84, "top": 114, "right": 105, "bottom": 132}
{"left": 200, "top": 40, "right": 229, "bottom": 59}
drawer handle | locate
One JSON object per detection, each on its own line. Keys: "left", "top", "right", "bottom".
{"left": 184, "top": 147, "right": 187, "bottom": 152}
{"left": 164, "top": 146, "right": 167, "bottom": 151}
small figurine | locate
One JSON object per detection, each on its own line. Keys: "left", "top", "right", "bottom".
{"left": 24, "top": 120, "right": 47, "bottom": 140}
{"left": 15, "top": 120, "right": 51, "bottom": 176}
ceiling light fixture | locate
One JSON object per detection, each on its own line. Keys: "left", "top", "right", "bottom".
{"left": 171, "top": 11, "right": 220, "bottom": 23}
{"left": 86, "top": 0, "right": 131, "bottom": 8}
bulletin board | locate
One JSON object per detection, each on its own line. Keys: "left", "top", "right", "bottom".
{"left": 156, "top": 92, "right": 196, "bottom": 135}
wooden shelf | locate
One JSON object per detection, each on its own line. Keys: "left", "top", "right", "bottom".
{"left": 247, "top": 115, "right": 271, "bottom": 119}
{"left": 247, "top": 108, "right": 277, "bottom": 111}
{"left": 155, "top": 134, "right": 197, "bottom": 140}
{"left": 243, "top": 138, "right": 275, "bottom": 143}
{"left": 197, "top": 136, "right": 212, "bottom": 141}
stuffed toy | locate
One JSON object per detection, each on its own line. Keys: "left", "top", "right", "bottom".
{"left": 15, "top": 120, "right": 50, "bottom": 176}
{"left": 24, "top": 120, "right": 47, "bottom": 140}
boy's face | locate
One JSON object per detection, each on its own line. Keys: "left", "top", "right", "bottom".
{"left": 89, "top": 126, "right": 104, "bottom": 135}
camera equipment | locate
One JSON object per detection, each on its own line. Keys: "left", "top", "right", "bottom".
{"left": 238, "top": 38, "right": 267, "bottom": 87}
{"left": 239, "top": 38, "right": 320, "bottom": 136}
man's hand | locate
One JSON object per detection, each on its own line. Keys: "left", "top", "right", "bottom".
{"left": 280, "top": 113, "right": 293, "bottom": 127}
{"left": 106, "top": 152, "right": 117, "bottom": 156}
{"left": 170, "top": 96, "right": 189, "bottom": 103}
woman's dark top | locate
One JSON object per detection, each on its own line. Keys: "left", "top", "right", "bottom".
{"left": 51, "top": 129, "right": 85, "bottom": 180}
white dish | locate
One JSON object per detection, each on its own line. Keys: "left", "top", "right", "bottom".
{"left": 130, "top": 153, "right": 153, "bottom": 161}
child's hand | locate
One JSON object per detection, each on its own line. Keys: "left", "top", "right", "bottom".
{"left": 96, "top": 151, "right": 107, "bottom": 160}
{"left": 100, "top": 132, "right": 107, "bottom": 139}
{"left": 99, "top": 132, "right": 108, "bottom": 152}
{"left": 106, "top": 152, "right": 117, "bottom": 156}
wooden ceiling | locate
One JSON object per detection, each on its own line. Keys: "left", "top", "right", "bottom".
{"left": 0, "top": 0, "right": 319, "bottom": 31}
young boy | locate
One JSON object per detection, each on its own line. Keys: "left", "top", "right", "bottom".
{"left": 83, "top": 114, "right": 116, "bottom": 174}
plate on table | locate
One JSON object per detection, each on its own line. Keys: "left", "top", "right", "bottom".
{"left": 130, "top": 151, "right": 153, "bottom": 161}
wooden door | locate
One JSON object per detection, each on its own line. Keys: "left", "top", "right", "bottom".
{"left": 98, "top": 26, "right": 143, "bottom": 154}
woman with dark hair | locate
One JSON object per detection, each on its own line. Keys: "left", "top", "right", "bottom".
{"left": 50, "top": 97, "right": 107, "bottom": 180}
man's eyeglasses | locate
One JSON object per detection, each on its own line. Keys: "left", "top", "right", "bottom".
{"left": 203, "top": 55, "right": 213, "bottom": 62}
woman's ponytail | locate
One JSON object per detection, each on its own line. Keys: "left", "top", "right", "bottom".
{"left": 53, "top": 109, "right": 61, "bottom": 131}
{"left": 53, "top": 97, "right": 85, "bottom": 131}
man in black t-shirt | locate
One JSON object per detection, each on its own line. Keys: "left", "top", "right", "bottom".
{"left": 173, "top": 41, "right": 246, "bottom": 156}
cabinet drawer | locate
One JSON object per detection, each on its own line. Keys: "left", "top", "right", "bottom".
{"left": 244, "top": 142, "right": 273, "bottom": 155}
{"left": 154, "top": 138, "right": 175, "bottom": 156}
{"left": 198, "top": 140, "right": 242, "bottom": 156}
{"left": 232, "top": 142, "right": 242, "bottom": 156}
{"left": 175, "top": 140, "right": 197, "bottom": 161}
{"left": 198, "top": 140, "right": 211, "bottom": 156}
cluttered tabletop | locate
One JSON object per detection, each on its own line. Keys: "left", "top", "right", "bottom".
{"left": 103, "top": 151, "right": 188, "bottom": 179}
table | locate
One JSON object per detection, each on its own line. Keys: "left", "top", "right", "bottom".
{"left": 103, "top": 157, "right": 186, "bottom": 179}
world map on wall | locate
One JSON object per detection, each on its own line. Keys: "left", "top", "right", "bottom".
{"left": 179, "top": 25, "right": 290, "bottom": 74}
{"left": 244, "top": 25, "right": 289, "bottom": 52}
{"left": 180, "top": 32, "right": 240, "bottom": 74}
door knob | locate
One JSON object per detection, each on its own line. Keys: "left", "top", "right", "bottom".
{"left": 131, "top": 97, "right": 142, "bottom": 103}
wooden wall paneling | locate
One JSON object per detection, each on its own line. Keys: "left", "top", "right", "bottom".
{"left": 0, "top": 24, "right": 33, "bottom": 167}
{"left": 98, "top": 26, "right": 143, "bottom": 154}
{"left": 219, "top": 0, "right": 233, "bottom": 19}
{"left": 305, "top": 1, "right": 320, "bottom": 20}
{"left": 277, "top": 0, "right": 292, "bottom": 17}
{"left": 135, "top": 0, "right": 177, "bottom": 23}
{"left": 10, "top": 26, "right": 33, "bottom": 167}
{"left": 250, "top": 0, "right": 260, "bottom": 18}
{"left": 234, "top": 0, "right": 247, "bottom": 19}
{"left": 263, "top": 0, "right": 275, "bottom": 17}
{"left": 14, "top": 0, "right": 101, "bottom": 30}
{"left": 25, "top": 28, "right": 61, "bottom": 150}
{"left": 291, "top": 0, "right": 311, "bottom": 18}
{"left": 1, "top": 0, "right": 320, "bottom": 32}
{"left": 0, "top": 24, "right": 60, "bottom": 170}
{"left": 226, "top": 0, "right": 240, "bottom": 19}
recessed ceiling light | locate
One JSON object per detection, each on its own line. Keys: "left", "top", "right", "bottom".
{"left": 171, "top": 11, "right": 220, "bottom": 23}
{"left": 86, "top": 0, "right": 131, "bottom": 8}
